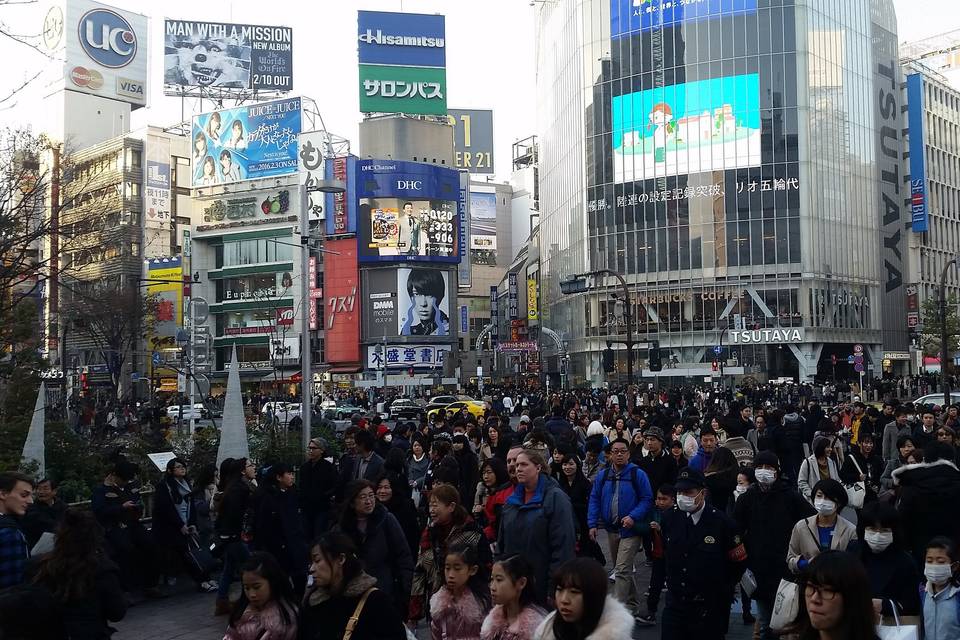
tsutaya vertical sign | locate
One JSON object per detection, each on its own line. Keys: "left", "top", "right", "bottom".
{"left": 906, "top": 74, "right": 929, "bottom": 233}
{"left": 873, "top": 10, "right": 908, "bottom": 352}
{"left": 508, "top": 273, "right": 519, "bottom": 320}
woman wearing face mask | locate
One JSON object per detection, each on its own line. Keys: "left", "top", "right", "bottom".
{"left": 787, "top": 479, "right": 857, "bottom": 575}
{"left": 734, "top": 452, "right": 815, "bottom": 639}
{"left": 856, "top": 501, "right": 921, "bottom": 619}
{"left": 922, "top": 536, "right": 960, "bottom": 640}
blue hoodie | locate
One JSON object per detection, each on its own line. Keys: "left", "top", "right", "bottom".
{"left": 587, "top": 462, "right": 653, "bottom": 538}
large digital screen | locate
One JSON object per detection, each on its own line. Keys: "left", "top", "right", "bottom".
{"left": 611, "top": 0, "right": 757, "bottom": 39}
{"left": 470, "top": 191, "right": 497, "bottom": 265}
{"left": 356, "top": 160, "right": 462, "bottom": 264}
{"left": 164, "top": 20, "right": 293, "bottom": 91}
{"left": 191, "top": 97, "right": 301, "bottom": 187}
{"left": 611, "top": 74, "right": 761, "bottom": 183}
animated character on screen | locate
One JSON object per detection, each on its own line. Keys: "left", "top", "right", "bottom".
{"left": 404, "top": 202, "right": 422, "bottom": 256}
{"left": 401, "top": 269, "right": 449, "bottom": 336}
{"left": 219, "top": 150, "right": 242, "bottom": 183}
{"left": 648, "top": 102, "right": 676, "bottom": 162}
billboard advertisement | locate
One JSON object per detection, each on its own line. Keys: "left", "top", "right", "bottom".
{"left": 398, "top": 268, "right": 450, "bottom": 337}
{"left": 64, "top": 0, "right": 148, "bottom": 107}
{"left": 191, "top": 96, "right": 302, "bottom": 187}
{"left": 907, "top": 74, "right": 929, "bottom": 233}
{"left": 469, "top": 191, "right": 497, "bottom": 265}
{"left": 144, "top": 135, "right": 171, "bottom": 232}
{"left": 458, "top": 171, "right": 471, "bottom": 288}
{"left": 611, "top": 0, "right": 757, "bottom": 39}
{"left": 357, "top": 10, "right": 445, "bottom": 67}
{"left": 195, "top": 188, "right": 299, "bottom": 232}
{"left": 359, "top": 64, "right": 447, "bottom": 116}
{"left": 356, "top": 160, "right": 462, "bottom": 264}
{"left": 146, "top": 257, "right": 182, "bottom": 352}
{"left": 527, "top": 279, "right": 539, "bottom": 321}
{"left": 325, "top": 155, "right": 359, "bottom": 235}
{"left": 367, "top": 344, "right": 450, "bottom": 370}
{"left": 611, "top": 74, "right": 761, "bottom": 183}
{"left": 299, "top": 131, "right": 326, "bottom": 222}
{"left": 363, "top": 268, "right": 399, "bottom": 339}
{"left": 448, "top": 109, "right": 494, "bottom": 174}
{"left": 163, "top": 19, "right": 293, "bottom": 91}
{"left": 324, "top": 238, "right": 361, "bottom": 365}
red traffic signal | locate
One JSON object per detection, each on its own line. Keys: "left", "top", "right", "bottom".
{"left": 408, "top": 367, "right": 415, "bottom": 378}
{"left": 712, "top": 361, "right": 719, "bottom": 372}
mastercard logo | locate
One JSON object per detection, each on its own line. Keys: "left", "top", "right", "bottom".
{"left": 70, "top": 66, "right": 103, "bottom": 89}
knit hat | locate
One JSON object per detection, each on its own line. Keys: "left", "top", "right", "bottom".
{"left": 644, "top": 426, "right": 665, "bottom": 442}
{"left": 754, "top": 450, "right": 780, "bottom": 470}
{"left": 587, "top": 421, "right": 605, "bottom": 437}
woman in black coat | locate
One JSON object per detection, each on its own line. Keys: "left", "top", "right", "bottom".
{"left": 252, "top": 463, "right": 309, "bottom": 595}
{"left": 299, "top": 437, "right": 338, "bottom": 540}
{"left": 335, "top": 479, "right": 414, "bottom": 612}
{"left": 553, "top": 454, "right": 601, "bottom": 563}
{"left": 151, "top": 457, "right": 217, "bottom": 591}
{"left": 300, "top": 531, "right": 406, "bottom": 640}
{"left": 373, "top": 472, "right": 421, "bottom": 557}
{"left": 703, "top": 446, "right": 739, "bottom": 514}
{"left": 858, "top": 501, "right": 922, "bottom": 617}
{"left": 841, "top": 434, "right": 886, "bottom": 504}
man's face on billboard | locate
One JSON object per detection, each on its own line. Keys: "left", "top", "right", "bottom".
{"left": 411, "top": 286, "right": 437, "bottom": 322}
{"left": 404, "top": 203, "right": 415, "bottom": 215}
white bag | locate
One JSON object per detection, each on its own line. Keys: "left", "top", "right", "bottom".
{"left": 740, "top": 568, "right": 758, "bottom": 598}
{"left": 844, "top": 456, "right": 866, "bottom": 509}
{"left": 877, "top": 604, "right": 921, "bottom": 640}
{"left": 769, "top": 578, "right": 800, "bottom": 631}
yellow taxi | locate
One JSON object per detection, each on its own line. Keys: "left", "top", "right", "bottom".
{"left": 426, "top": 400, "right": 487, "bottom": 421}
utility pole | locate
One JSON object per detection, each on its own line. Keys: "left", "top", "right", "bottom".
{"left": 940, "top": 256, "right": 959, "bottom": 407}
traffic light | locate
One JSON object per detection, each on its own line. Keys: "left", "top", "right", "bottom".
{"left": 712, "top": 361, "right": 719, "bottom": 372}
{"left": 648, "top": 341, "right": 662, "bottom": 372}
{"left": 602, "top": 348, "right": 615, "bottom": 373}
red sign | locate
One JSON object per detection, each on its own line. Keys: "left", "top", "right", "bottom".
{"left": 276, "top": 307, "right": 295, "bottom": 326}
{"left": 332, "top": 157, "right": 349, "bottom": 234}
{"left": 324, "top": 238, "right": 361, "bottom": 365}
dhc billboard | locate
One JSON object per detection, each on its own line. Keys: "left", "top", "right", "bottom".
{"left": 907, "top": 74, "right": 929, "bottom": 233}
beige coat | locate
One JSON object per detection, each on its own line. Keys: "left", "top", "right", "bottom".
{"left": 786, "top": 514, "right": 857, "bottom": 573}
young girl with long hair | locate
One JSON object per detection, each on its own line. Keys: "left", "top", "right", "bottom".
{"left": 224, "top": 552, "right": 298, "bottom": 640}
{"left": 429, "top": 543, "right": 491, "bottom": 640}
{"left": 481, "top": 556, "right": 546, "bottom": 640}
{"left": 532, "top": 558, "right": 633, "bottom": 640}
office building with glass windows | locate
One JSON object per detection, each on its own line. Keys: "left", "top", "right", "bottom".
{"left": 534, "top": 0, "right": 909, "bottom": 386}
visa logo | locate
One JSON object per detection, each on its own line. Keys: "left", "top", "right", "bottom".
{"left": 117, "top": 77, "right": 144, "bottom": 99}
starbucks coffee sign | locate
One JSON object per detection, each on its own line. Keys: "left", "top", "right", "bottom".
{"left": 728, "top": 328, "right": 805, "bottom": 345}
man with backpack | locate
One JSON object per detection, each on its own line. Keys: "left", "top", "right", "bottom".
{"left": 587, "top": 437, "right": 653, "bottom": 607}
{"left": 0, "top": 472, "right": 34, "bottom": 588}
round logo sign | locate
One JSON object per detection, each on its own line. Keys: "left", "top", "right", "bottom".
{"left": 70, "top": 66, "right": 104, "bottom": 89}
{"left": 42, "top": 6, "right": 64, "bottom": 51}
{"left": 77, "top": 8, "right": 137, "bottom": 69}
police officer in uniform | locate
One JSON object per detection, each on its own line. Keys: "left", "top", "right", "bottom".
{"left": 659, "top": 468, "right": 747, "bottom": 640}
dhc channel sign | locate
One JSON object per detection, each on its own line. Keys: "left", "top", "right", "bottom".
{"left": 78, "top": 7, "right": 137, "bottom": 68}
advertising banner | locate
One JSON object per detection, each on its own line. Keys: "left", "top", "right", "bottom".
{"left": 611, "top": 0, "right": 757, "bottom": 39}
{"left": 196, "top": 188, "right": 298, "bottom": 232}
{"left": 448, "top": 109, "right": 495, "bottom": 174}
{"left": 469, "top": 191, "right": 497, "bottom": 265}
{"left": 363, "top": 268, "right": 399, "bottom": 339}
{"left": 163, "top": 19, "right": 293, "bottom": 91}
{"left": 324, "top": 238, "right": 361, "bottom": 365}
{"left": 146, "top": 257, "right": 182, "bottom": 352}
{"left": 144, "top": 140, "right": 172, "bottom": 231}
{"left": 527, "top": 279, "right": 539, "bottom": 321}
{"left": 191, "top": 96, "right": 301, "bottom": 187}
{"left": 367, "top": 344, "right": 450, "bottom": 370}
{"left": 64, "top": 0, "right": 148, "bottom": 107}
{"left": 458, "top": 171, "right": 471, "bottom": 287}
{"left": 611, "top": 74, "right": 761, "bottom": 183}
{"left": 490, "top": 286, "right": 499, "bottom": 344}
{"left": 397, "top": 268, "right": 451, "bottom": 337}
{"left": 325, "top": 155, "right": 359, "bottom": 235}
{"left": 508, "top": 273, "right": 519, "bottom": 320}
{"left": 359, "top": 64, "right": 447, "bottom": 116}
{"left": 299, "top": 131, "right": 326, "bottom": 222}
{"left": 907, "top": 74, "right": 929, "bottom": 233}
{"left": 308, "top": 256, "right": 319, "bottom": 330}
{"left": 356, "top": 159, "right": 462, "bottom": 264}
{"left": 460, "top": 305, "right": 468, "bottom": 334}
{"left": 357, "top": 10, "right": 445, "bottom": 67}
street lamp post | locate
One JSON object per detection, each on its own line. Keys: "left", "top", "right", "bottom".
{"left": 940, "top": 256, "right": 960, "bottom": 407}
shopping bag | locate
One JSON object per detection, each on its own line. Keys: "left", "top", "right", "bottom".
{"left": 877, "top": 602, "right": 921, "bottom": 640}
{"left": 844, "top": 457, "right": 866, "bottom": 509}
{"left": 769, "top": 578, "right": 800, "bottom": 631}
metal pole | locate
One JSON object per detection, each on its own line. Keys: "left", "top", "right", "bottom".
{"left": 300, "top": 185, "right": 313, "bottom": 452}
{"left": 596, "top": 270, "right": 633, "bottom": 386}
{"left": 940, "top": 257, "right": 956, "bottom": 407}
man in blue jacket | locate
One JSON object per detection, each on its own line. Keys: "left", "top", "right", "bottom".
{"left": 588, "top": 437, "right": 654, "bottom": 607}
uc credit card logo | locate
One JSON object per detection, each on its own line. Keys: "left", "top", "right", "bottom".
{"left": 78, "top": 9, "right": 137, "bottom": 68}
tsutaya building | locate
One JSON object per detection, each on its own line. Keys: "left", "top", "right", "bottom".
{"left": 533, "top": 0, "right": 911, "bottom": 384}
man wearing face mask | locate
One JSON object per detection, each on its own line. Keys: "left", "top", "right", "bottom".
{"left": 733, "top": 451, "right": 814, "bottom": 640}
{"left": 660, "top": 468, "right": 747, "bottom": 640}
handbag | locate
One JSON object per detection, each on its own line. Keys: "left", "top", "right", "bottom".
{"left": 877, "top": 603, "right": 921, "bottom": 640}
{"left": 740, "top": 568, "right": 758, "bottom": 598}
{"left": 769, "top": 578, "right": 800, "bottom": 631}
{"left": 844, "top": 457, "right": 866, "bottom": 509}
{"left": 343, "top": 587, "right": 377, "bottom": 640}
{"left": 186, "top": 534, "right": 217, "bottom": 575}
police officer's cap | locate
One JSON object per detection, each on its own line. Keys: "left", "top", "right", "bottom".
{"left": 675, "top": 468, "right": 706, "bottom": 491}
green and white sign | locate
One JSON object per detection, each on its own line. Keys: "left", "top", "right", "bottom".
{"left": 359, "top": 64, "right": 447, "bottom": 116}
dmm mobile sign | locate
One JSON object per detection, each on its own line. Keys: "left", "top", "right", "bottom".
{"left": 611, "top": 0, "right": 757, "bottom": 39}
{"left": 191, "top": 97, "right": 301, "bottom": 187}
{"left": 356, "top": 160, "right": 462, "bottom": 264}
{"left": 164, "top": 19, "right": 293, "bottom": 91}
{"left": 907, "top": 74, "right": 929, "bottom": 233}
{"left": 65, "top": 0, "right": 148, "bottom": 107}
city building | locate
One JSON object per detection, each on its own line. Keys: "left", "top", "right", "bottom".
{"left": 533, "top": 0, "right": 909, "bottom": 386}
{"left": 903, "top": 59, "right": 960, "bottom": 371}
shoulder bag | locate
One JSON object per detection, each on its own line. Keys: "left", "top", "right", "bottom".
{"left": 343, "top": 587, "right": 377, "bottom": 640}
{"left": 844, "top": 456, "right": 866, "bottom": 510}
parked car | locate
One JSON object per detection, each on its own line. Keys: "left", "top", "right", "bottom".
{"left": 166, "top": 403, "right": 209, "bottom": 421}
{"left": 426, "top": 400, "right": 487, "bottom": 422}
{"left": 260, "top": 401, "right": 302, "bottom": 425}
{"left": 319, "top": 399, "right": 365, "bottom": 420}
{"left": 388, "top": 398, "right": 425, "bottom": 420}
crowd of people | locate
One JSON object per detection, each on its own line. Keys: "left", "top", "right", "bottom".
{"left": 1, "top": 385, "right": 960, "bottom": 639}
